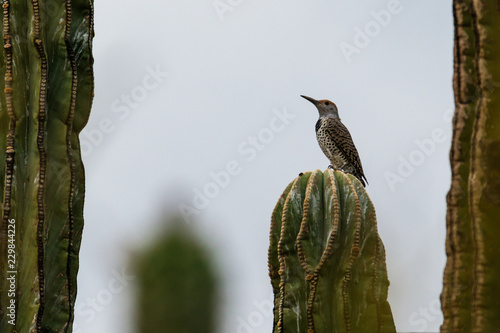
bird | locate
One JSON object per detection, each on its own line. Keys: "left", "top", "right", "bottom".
{"left": 301, "top": 95, "right": 368, "bottom": 187}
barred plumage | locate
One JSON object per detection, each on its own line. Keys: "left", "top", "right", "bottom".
{"left": 301, "top": 95, "right": 368, "bottom": 187}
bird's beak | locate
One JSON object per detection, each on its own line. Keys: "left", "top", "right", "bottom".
{"left": 300, "top": 95, "right": 319, "bottom": 106}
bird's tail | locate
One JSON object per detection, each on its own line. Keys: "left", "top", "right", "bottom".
{"left": 355, "top": 174, "right": 367, "bottom": 187}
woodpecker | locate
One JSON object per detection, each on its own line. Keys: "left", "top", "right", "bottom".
{"left": 301, "top": 95, "right": 368, "bottom": 187}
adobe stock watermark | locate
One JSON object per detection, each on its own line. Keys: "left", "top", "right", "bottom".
{"left": 73, "top": 266, "right": 135, "bottom": 333}
{"left": 339, "top": 0, "right": 410, "bottom": 63}
{"left": 80, "top": 65, "right": 168, "bottom": 157}
{"left": 384, "top": 108, "right": 453, "bottom": 191}
{"left": 5, "top": 218, "right": 17, "bottom": 326}
{"left": 178, "top": 107, "right": 295, "bottom": 223}
{"left": 384, "top": 81, "right": 500, "bottom": 191}
{"left": 408, "top": 298, "right": 442, "bottom": 332}
{"left": 226, "top": 298, "right": 273, "bottom": 333}
{"left": 213, "top": 0, "right": 243, "bottom": 21}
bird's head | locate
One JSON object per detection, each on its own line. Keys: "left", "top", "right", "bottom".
{"left": 301, "top": 95, "right": 339, "bottom": 118}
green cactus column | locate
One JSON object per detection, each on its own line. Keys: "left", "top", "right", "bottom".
{"left": 268, "top": 169, "right": 395, "bottom": 333}
{"left": 442, "top": 1, "right": 500, "bottom": 332}
{"left": 135, "top": 222, "right": 218, "bottom": 333}
{"left": 0, "top": 1, "right": 94, "bottom": 332}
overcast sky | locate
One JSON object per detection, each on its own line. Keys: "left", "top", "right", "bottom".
{"left": 75, "top": 1, "right": 454, "bottom": 332}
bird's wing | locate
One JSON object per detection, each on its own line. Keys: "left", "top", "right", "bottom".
{"left": 324, "top": 118, "right": 366, "bottom": 178}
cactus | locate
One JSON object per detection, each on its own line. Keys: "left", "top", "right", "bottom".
{"left": 135, "top": 221, "right": 218, "bottom": 333}
{"left": 268, "top": 169, "right": 395, "bottom": 333}
{"left": 442, "top": 1, "right": 500, "bottom": 332}
{"left": 0, "top": 1, "right": 94, "bottom": 332}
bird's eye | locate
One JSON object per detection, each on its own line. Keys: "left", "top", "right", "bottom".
{"left": 325, "top": 101, "right": 330, "bottom": 106}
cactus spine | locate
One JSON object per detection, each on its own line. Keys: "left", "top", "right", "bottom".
{"left": 442, "top": 1, "right": 500, "bottom": 332}
{"left": 268, "top": 169, "right": 395, "bottom": 333}
{"left": 0, "top": 1, "right": 94, "bottom": 332}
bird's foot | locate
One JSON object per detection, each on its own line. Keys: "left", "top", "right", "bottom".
{"left": 328, "top": 164, "right": 336, "bottom": 170}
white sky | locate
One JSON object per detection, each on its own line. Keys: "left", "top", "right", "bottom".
{"left": 75, "top": 1, "right": 453, "bottom": 332}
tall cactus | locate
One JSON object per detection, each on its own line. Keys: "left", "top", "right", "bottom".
{"left": 135, "top": 221, "right": 218, "bottom": 333}
{"left": 442, "top": 1, "right": 500, "bottom": 332}
{"left": 0, "top": 1, "right": 94, "bottom": 332}
{"left": 268, "top": 169, "right": 395, "bottom": 333}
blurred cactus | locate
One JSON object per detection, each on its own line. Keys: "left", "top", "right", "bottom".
{"left": 135, "top": 221, "right": 218, "bottom": 333}
{"left": 442, "top": 1, "right": 500, "bottom": 332}
{"left": 0, "top": 1, "right": 94, "bottom": 332}
{"left": 268, "top": 169, "right": 395, "bottom": 333}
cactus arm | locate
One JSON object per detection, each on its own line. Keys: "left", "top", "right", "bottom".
{"left": 269, "top": 170, "right": 395, "bottom": 333}
{"left": 0, "top": 1, "right": 94, "bottom": 331}
{"left": 443, "top": 1, "right": 500, "bottom": 332}
{"left": 136, "top": 225, "right": 218, "bottom": 333}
